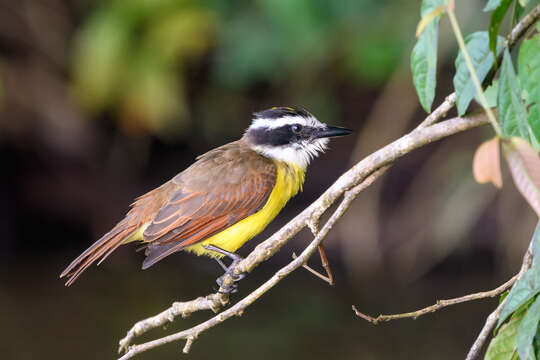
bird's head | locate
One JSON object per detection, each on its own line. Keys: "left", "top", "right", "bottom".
{"left": 244, "top": 107, "right": 352, "bottom": 169}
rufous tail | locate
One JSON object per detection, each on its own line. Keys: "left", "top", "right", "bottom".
{"left": 60, "top": 221, "right": 136, "bottom": 286}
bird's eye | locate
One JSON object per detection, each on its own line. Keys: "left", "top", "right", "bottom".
{"left": 291, "top": 124, "right": 303, "bottom": 133}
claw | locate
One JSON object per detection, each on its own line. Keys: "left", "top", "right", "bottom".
{"left": 203, "top": 245, "right": 247, "bottom": 292}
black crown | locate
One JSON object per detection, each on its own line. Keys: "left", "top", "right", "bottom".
{"left": 254, "top": 106, "right": 311, "bottom": 120}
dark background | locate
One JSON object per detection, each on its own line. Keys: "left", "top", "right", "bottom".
{"left": 0, "top": 1, "right": 536, "bottom": 359}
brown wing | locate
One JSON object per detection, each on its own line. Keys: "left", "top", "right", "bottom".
{"left": 141, "top": 142, "right": 276, "bottom": 269}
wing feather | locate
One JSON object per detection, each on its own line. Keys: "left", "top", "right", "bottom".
{"left": 142, "top": 151, "right": 276, "bottom": 268}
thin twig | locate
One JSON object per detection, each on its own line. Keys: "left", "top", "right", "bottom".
{"left": 420, "top": 93, "right": 456, "bottom": 128}
{"left": 317, "top": 245, "right": 334, "bottom": 285}
{"left": 293, "top": 251, "right": 333, "bottom": 285}
{"left": 294, "top": 245, "right": 335, "bottom": 285}
{"left": 182, "top": 336, "right": 196, "bottom": 354}
{"left": 352, "top": 273, "right": 518, "bottom": 324}
{"left": 465, "top": 246, "right": 534, "bottom": 360}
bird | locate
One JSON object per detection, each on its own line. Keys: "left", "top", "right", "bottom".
{"left": 60, "top": 106, "right": 352, "bottom": 291}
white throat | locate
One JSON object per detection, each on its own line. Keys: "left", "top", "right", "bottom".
{"left": 250, "top": 138, "right": 329, "bottom": 169}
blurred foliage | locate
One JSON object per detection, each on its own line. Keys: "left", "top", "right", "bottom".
{"left": 72, "top": 0, "right": 414, "bottom": 137}
{"left": 212, "top": 0, "right": 408, "bottom": 87}
{"left": 72, "top": 0, "right": 217, "bottom": 136}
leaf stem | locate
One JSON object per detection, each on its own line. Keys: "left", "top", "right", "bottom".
{"left": 446, "top": 2, "right": 503, "bottom": 136}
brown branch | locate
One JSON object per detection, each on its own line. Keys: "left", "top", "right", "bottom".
{"left": 352, "top": 273, "right": 518, "bottom": 324}
{"left": 507, "top": 5, "right": 540, "bottom": 47}
{"left": 317, "top": 245, "right": 334, "bottom": 285}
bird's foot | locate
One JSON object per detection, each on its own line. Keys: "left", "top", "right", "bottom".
{"left": 203, "top": 245, "right": 246, "bottom": 293}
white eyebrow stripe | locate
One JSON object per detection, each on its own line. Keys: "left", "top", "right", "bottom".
{"left": 250, "top": 115, "right": 322, "bottom": 130}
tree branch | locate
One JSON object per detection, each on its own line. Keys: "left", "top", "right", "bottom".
{"left": 352, "top": 272, "right": 518, "bottom": 324}
{"left": 118, "top": 293, "right": 229, "bottom": 354}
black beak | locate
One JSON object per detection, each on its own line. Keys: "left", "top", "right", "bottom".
{"left": 314, "top": 125, "right": 353, "bottom": 139}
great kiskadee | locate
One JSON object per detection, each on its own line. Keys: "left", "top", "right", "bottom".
{"left": 60, "top": 107, "right": 352, "bottom": 289}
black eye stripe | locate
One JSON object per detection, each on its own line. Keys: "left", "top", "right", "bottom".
{"left": 248, "top": 126, "right": 293, "bottom": 146}
{"left": 247, "top": 125, "right": 315, "bottom": 147}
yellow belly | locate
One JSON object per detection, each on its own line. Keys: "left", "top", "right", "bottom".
{"left": 185, "top": 161, "right": 305, "bottom": 257}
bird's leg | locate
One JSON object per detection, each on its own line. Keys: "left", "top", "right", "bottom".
{"left": 203, "top": 245, "right": 246, "bottom": 293}
{"left": 214, "top": 257, "right": 228, "bottom": 272}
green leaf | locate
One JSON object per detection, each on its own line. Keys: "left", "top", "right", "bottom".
{"left": 499, "top": 268, "right": 540, "bottom": 327}
{"left": 484, "top": 0, "right": 505, "bottom": 12}
{"left": 517, "top": 295, "right": 540, "bottom": 360}
{"left": 513, "top": 2, "right": 526, "bottom": 25}
{"left": 488, "top": 0, "right": 513, "bottom": 60}
{"left": 412, "top": 0, "right": 445, "bottom": 113}
{"left": 498, "top": 263, "right": 540, "bottom": 327}
{"left": 454, "top": 32, "right": 504, "bottom": 115}
{"left": 476, "top": 80, "right": 500, "bottom": 108}
{"left": 416, "top": 6, "right": 445, "bottom": 37}
{"left": 420, "top": 0, "right": 447, "bottom": 16}
{"left": 519, "top": 33, "right": 540, "bottom": 148}
{"left": 486, "top": 310, "right": 524, "bottom": 360}
{"left": 498, "top": 50, "right": 530, "bottom": 140}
